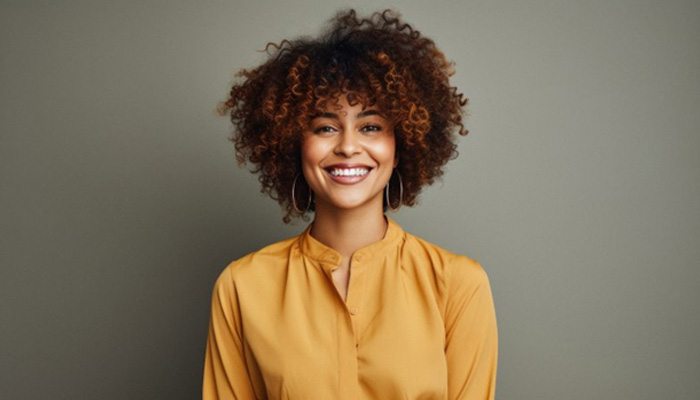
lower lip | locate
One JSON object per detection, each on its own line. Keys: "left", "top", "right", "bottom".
{"left": 325, "top": 169, "right": 372, "bottom": 185}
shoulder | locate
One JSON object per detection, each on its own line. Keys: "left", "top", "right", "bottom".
{"left": 213, "top": 234, "right": 299, "bottom": 290}
{"left": 402, "top": 230, "right": 489, "bottom": 288}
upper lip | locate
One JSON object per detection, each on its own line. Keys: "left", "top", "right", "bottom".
{"left": 324, "top": 163, "right": 373, "bottom": 171}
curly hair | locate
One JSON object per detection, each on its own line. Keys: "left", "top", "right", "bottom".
{"left": 219, "top": 8, "right": 469, "bottom": 223}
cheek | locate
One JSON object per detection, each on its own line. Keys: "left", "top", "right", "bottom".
{"left": 300, "top": 138, "right": 330, "bottom": 180}
{"left": 370, "top": 136, "right": 396, "bottom": 164}
{"left": 300, "top": 138, "right": 320, "bottom": 166}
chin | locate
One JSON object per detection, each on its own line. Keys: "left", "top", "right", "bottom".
{"left": 326, "top": 199, "right": 368, "bottom": 210}
{"left": 322, "top": 193, "right": 383, "bottom": 211}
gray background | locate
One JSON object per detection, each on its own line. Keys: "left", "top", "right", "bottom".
{"left": 1, "top": 0, "right": 698, "bottom": 399}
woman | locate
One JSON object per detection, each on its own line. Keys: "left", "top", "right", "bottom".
{"left": 203, "top": 9, "right": 497, "bottom": 400}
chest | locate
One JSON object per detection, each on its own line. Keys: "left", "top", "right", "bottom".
{"left": 239, "top": 261, "right": 448, "bottom": 399}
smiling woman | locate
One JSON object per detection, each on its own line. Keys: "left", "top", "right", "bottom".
{"left": 203, "top": 8, "right": 497, "bottom": 400}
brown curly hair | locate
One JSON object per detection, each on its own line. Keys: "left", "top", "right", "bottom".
{"left": 219, "top": 8, "right": 469, "bottom": 223}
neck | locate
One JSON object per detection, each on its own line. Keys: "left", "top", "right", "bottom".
{"left": 310, "top": 200, "right": 388, "bottom": 260}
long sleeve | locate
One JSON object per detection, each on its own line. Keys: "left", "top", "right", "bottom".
{"left": 202, "top": 268, "right": 257, "bottom": 400}
{"left": 444, "top": 256, "right": 498, "bottom": 400}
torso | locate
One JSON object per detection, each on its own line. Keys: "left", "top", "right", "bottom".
{"left": 208, "top": 218, "right": 492, "bottom": 399}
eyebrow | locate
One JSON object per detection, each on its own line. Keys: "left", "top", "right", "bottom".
{"left": 313, "top": 109, "right": 383, "bottom": 120}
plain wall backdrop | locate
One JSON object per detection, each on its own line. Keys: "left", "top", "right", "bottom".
{"left": 1, "top": 0, "right": 698, "bottom": 399}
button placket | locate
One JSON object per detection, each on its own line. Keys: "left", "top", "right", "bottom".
{"left": 344, "top": 251, "right": 366, "bottom": 352}
{"left": 345, "top": 254, "right": 362, "bottom": 307}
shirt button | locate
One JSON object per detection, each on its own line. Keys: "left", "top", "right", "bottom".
{"left": 349, "top": 307, "right": 358, "bottom": 315}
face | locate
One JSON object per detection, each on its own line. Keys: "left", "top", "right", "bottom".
{"left": 301, "top": 95, "right": 397, "bottom": 213}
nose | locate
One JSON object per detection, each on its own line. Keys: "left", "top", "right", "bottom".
{"left": 333, "top": 129, "right": 361, "bottom": 157}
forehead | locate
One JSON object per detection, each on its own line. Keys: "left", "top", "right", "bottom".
{"left": 313, "top": 92, "right": 380, "bottom": 116}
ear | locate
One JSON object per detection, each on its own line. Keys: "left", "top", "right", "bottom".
{"left": 393, "top": 156, "right": 399, "bottom": 168}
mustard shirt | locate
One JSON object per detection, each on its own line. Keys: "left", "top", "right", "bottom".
{"left": 202, "top": 216, "right": 498, "bottom": 400}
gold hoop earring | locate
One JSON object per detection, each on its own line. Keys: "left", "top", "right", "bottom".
{"left": 384, "top": 169, "right": 403, "bottom": 211}
{"left": 292, "top": 173, "right": 313, "bottom": 213}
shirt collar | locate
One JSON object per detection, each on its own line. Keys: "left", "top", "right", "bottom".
{"left": 297, "top": 215, "right": 405, "bottom": 269}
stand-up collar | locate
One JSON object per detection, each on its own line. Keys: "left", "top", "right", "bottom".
{"left": 298, "top": 215, "right": 405, "bottom": 270}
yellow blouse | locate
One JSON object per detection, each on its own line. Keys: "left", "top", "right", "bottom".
{"left": 202, "top": 216, "right": 498, "bottom": 399}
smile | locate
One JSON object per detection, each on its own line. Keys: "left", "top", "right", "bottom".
{"left": 324, "top": 167, "right": 372, "bottom": 185}
{"left": 329, "top": 167, "right": 370, "bottom": 177}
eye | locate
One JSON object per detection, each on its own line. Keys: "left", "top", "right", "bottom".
{"left": 313, "top": 125, "right": 337, "bottom": 134}
{"left": 361, "top": 124, "right": 383, "bottom": 133}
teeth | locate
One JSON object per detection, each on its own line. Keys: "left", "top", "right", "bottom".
{"left": 330, "top": 168, "right": 369, "bottom": 177}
